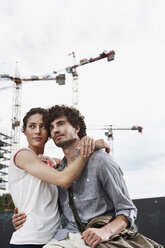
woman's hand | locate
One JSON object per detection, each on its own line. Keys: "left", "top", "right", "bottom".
{"left": 76, "top": 136, "right": 95, "bottom": 157}
{"left": 76, "top": 137, "right": 110, "bottom": 157}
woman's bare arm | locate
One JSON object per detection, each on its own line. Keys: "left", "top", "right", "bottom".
{"left": 15, "top": 150, "right": 88, "bottom": 188}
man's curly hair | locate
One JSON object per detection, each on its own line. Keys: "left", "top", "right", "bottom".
{"left": 48, "top": 105, "right": 87, "bottom": 139}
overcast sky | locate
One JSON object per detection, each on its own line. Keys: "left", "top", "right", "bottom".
{"left": 0, "top": 0, "right": 165, "bottom": 199}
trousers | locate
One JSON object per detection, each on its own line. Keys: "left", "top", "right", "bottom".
{"left": 43, "top": 232, "right": 90, "bottom": 248}
{"left": 9, "top": 245, "right": 45, "bottom": 248}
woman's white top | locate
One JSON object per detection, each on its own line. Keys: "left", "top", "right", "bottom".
{"left": 8, "top": 147, "right": 61, "bottom": 245}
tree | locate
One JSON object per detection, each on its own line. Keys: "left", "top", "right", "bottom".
{"left": 0, "top": 194, "right": 14, "bottom": 211}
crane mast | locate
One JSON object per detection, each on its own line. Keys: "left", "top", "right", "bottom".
{"left": 11, "top": 76, "right": 22, "bottom": 152}
{"left": 68, "top": 52, "right": 79, "bottom": 107}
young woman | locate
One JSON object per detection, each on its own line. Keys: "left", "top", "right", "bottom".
{"left": 8, "top": 107, "right": 109, "bottom": 248}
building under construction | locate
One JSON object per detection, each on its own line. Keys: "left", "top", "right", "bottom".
{"left": 0, "top": 132, "right": 11, "bottom": 191}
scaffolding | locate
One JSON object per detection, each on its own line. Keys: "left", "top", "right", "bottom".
{"left": 0, "top": 132, "right": 11, "bottom": 190}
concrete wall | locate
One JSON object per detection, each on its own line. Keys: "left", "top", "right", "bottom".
{"left": 0, "top": 211, "right": 14, "bottom": 248}
{"left": 133, "top": 197, "right": 165, "bottom": 247}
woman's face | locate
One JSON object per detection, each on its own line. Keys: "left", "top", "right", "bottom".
{"left": 24, "top": 113, "right": 49, "bottom": 150}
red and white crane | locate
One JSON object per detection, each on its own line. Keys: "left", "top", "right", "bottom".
{"left": 53, "top": 50, "right": 115, "bottom": 107}
{"left": 89, "top": 125, "right": 143, "bottom": 156}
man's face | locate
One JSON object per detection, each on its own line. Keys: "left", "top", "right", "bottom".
{"left": 50, "top": 116, "right": 80, "bottom": 147}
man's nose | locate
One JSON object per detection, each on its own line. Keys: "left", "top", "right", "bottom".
{"left": 52, "top": 126, "right": 60, "bottom": 134}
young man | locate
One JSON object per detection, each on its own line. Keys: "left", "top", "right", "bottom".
{"left": 13, "top": 105, "right": 137, "bottom": 248}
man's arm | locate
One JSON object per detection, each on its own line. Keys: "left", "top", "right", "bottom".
{"left": 81, "top": 215, "right": 129, "bottom": 248}
{"left": 81, "top": 153, "right": 136, "bottom": 248}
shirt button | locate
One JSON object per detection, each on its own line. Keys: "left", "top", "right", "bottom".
{"left": 87, "top": 178, "right": 89, "bottom": 181}
{"left": 73, "top": 181, "right": 76, "bottom": 184}
{"left": 73, "top": 196, "right": 76, "bottom": 200}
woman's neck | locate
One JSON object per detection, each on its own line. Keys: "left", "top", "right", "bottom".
{"left": 28, "top": 145, "right": 44, "bottom": 155}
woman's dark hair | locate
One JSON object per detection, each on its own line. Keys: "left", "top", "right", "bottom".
{"left": 48, "top": 105, "right": 86, "bottom": 139}
{"left": 22, "top": 107, "right": 50, "bottom": 136}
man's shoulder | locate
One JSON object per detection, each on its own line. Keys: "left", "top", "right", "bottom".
{"left": 87, "top": 150, "right": 112, "bottom": 168}
{"left": 89, "top": 150, "right": 123, "bottom": 174}
{"left": 90, "top": 149, "right": 112, "bottom": 161}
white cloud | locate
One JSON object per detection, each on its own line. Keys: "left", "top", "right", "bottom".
{"left": 125, "top": 156, "right": 165, "bottom": 199}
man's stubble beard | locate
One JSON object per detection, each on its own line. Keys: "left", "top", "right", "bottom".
{"left": 54, "top": 138, "right": 78, "bottom": 148}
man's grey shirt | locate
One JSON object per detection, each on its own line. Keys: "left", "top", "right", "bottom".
{"left": 54, "top": 150, "right": 137, "bottom": 240}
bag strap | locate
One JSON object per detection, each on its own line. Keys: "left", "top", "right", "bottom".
{"left": 68, "top": 188, "right": 85, "bottom": 233}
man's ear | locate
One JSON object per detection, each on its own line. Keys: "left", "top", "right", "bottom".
{"left": 75, "top": 125, "right": 80, "bottom": 134}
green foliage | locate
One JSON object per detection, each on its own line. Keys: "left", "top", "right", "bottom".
{"left": 0, "top": 194, "right": 15, "bottom": 211}
{"left": 0, "top": 195, "right": 5, "bottom": 211}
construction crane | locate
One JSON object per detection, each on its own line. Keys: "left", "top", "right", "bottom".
{"left": 0, "top": 71, "right": 65, "bottom": 153}
{"left": 0, "top": 49, "right": 115, "bottom": 152}
{"left": 89, "top": 125, "right": 143, "bottom": 156}
{"left": 53, "top": 50, "right": 115, "bottom": 107}
{"left": 67, "top": 52, "right": 79, "bottom": 107}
